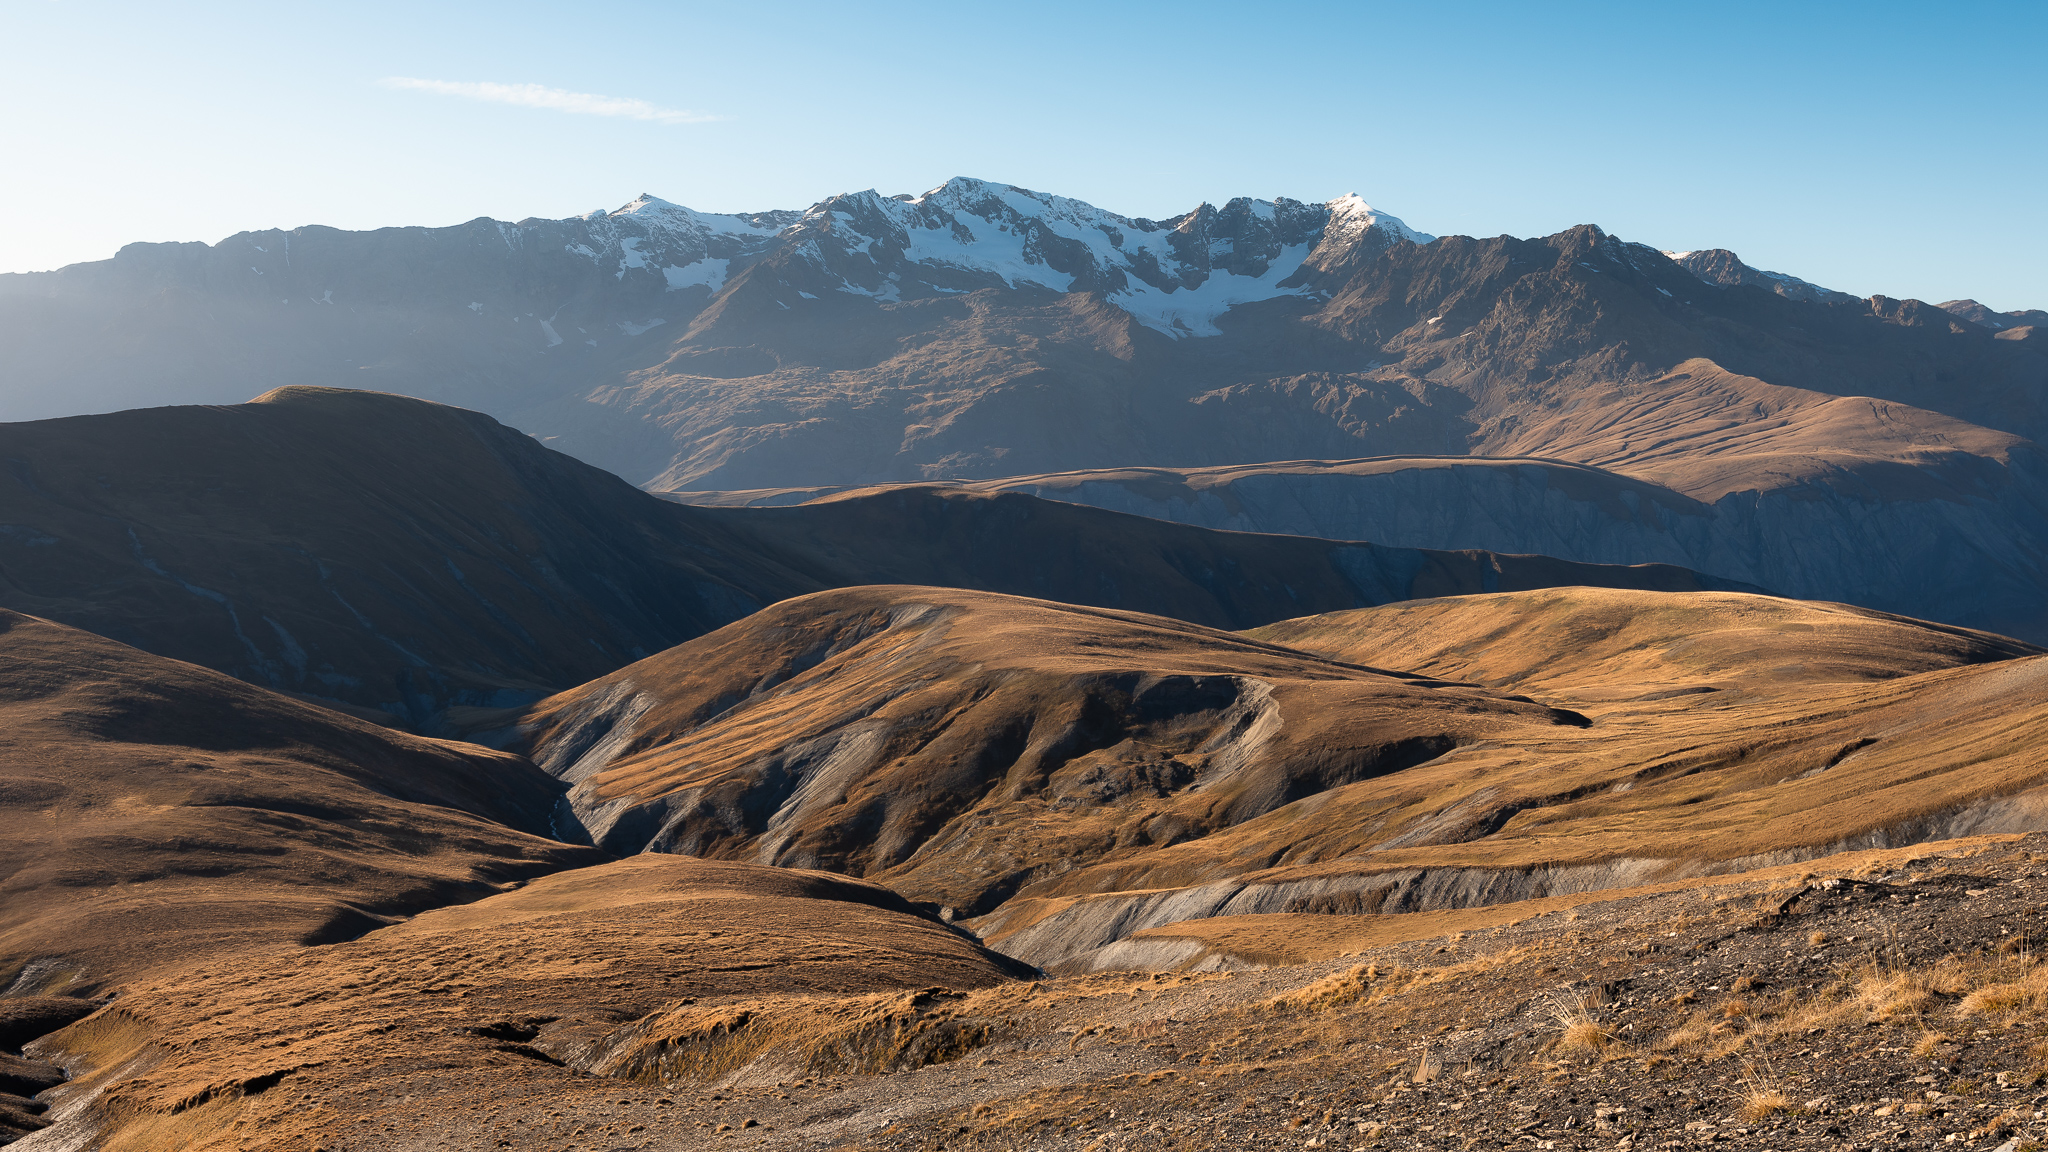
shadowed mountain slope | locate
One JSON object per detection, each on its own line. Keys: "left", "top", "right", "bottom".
{"left": 0, "top": 609, "right": 599, "bottom": 995}
{"left": 0, "top": 388, "right": 1753, "bottom": 725}
{"left": 666, "top": 359, "right": 2048, "bottom": 642}
{"left": 685, "top": 484, "right": 1757, "bottom": 631}
{"left": 0, "top": 385, "right": 817, "bottom": 725}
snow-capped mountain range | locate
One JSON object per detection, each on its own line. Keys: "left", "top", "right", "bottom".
{"left": 760, "top": 180, "right": 1431, "bottom": 337}
{"left": 3, "top": 177, "right": 2043, "bottom": 648}
{"left": 22, "top": 172, "right": 2002, "bottom": 376}
{"left": 563, "top": 194, "right": 796, "bottom": 296}
{"left": 552, "top": 178, "right": 1433, "bottom": 339}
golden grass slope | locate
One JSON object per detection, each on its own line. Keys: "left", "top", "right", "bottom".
{"left": 1474, "top": 358, "right": 2026, "bottom": 501}
{"left": 973, "top": 588, "right": 2048, "bottom": 965}
{"left": 0, "top": 609, "right": 598, "bottom": 994}
{"left": 508, "top": 582, "right": 2048, "bottom": 968}
{"left": 1247, "top": 586, "right": 2039, "bottom": 699}
{"left": 23, "top": 854, "right": 1028, "bottom": 1152}
{"left": 514, "top": 585, "right": 1592, "bottom": 916}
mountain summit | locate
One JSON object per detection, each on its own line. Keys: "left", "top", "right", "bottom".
{"left": 743, "top": 177, "right": 1431, "bottom": 338}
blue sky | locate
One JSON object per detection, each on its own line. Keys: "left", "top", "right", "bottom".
{"left": 4, "top": 0, "right": 2043, "bottom": 309}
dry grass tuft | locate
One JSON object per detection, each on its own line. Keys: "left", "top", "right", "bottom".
{"left": 1265, "top": 963, "right": 1383, "bottom": 1012}
{"left": 1656, "top": 1011, "right": 1711, "bottom": 1052}
{"left": 1856, "top": 967, "right": 1933, "bottom": 1020}
{"left": 1737, "top": 1059, "right": 1794, "bottom": 1120}
{"left": 1557, "top": 1020, "right": 1605, "bottom": 1051}
{"left": 1958, "top": 982, "right": 2032, "bottom": 1017}
{"left": 1740, "top": 1086, "right": 1792, "bottom": 1119}
{"left": 1913, "top": 1030, "right": 1952, "bottom": 1058}
{"left": 1548, "top": 994, "right": 1609, "bottom": 1052}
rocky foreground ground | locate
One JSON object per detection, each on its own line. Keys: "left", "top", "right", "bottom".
{"left": 16, "top": 833, "right": 2027, "bottom": 1151}
{"left": 757, "top": 835, "right": 2048, "bottom": 1152}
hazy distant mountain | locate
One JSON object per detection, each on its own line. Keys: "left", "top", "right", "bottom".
{"left": 0, "top": 193, "right": 796, "bottom": 421}
{"left": 5, "top": 177, "right": 2045, "bottom": 641}
{"left": 4, "top": 178, "right": 2039, "bottom": 483}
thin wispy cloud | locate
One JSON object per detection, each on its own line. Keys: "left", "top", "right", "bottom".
{"left": 378, "top": 77, "right": 717, "bottom": 124}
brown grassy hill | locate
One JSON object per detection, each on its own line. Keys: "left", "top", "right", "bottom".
{"left": 0, "top": 608, "right": 598, "bottom": 995}
{"left": 1247, "top": 587, "right": 2041, "bottom": 700}
{"left": 0, "top": 388, "right": 1752, "bottom": 726}
{"left": 1474, "top": 358, "right": 2026, "bottom": 502}
{"left": 499, "top": 582, "right": 2045, "bottom": 970}
{"left": 511, "top": 586, "right": 1596, "bottom": 917}
{"left": 16, "top": 854, "right": 1029, "bottom": 1150}
{"left": 975, "top": 591, "right": 2048, "bottom": 967}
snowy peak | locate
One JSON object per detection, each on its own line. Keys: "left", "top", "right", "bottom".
{"left": 769, "top": 177, "right": 1433, "bottom": 337}
{"left": 556, "top": 196, "right": 798, "bottom": 292}
{"left": 1322, "top": 193, "right": 1433, "bottom": 247}
{"left": 595, "top": 193, "right": 792, "bottom": 236}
